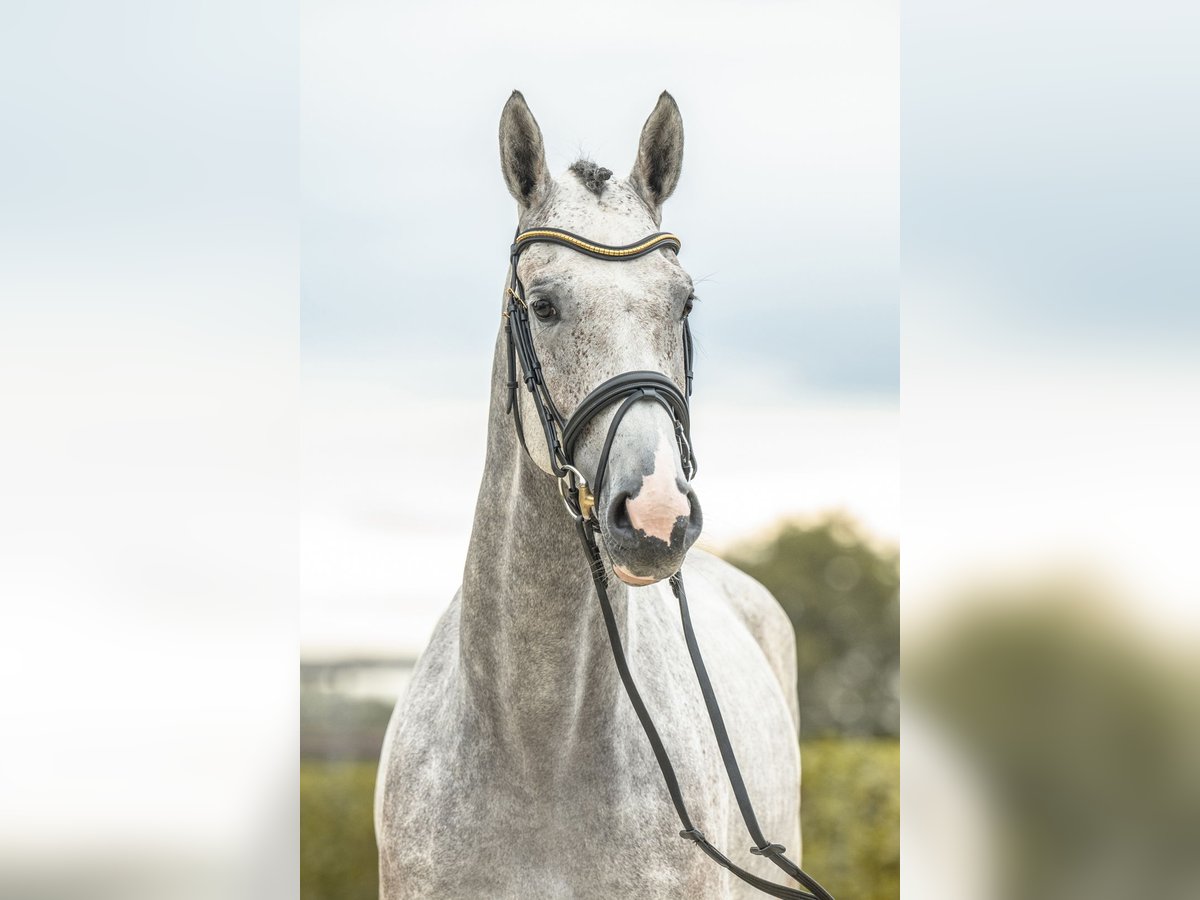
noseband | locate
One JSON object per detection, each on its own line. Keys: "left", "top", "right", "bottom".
{"left": 503, "top": 227, "right": 834, "bottom": 900}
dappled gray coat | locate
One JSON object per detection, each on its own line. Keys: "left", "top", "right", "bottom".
{"left": 376, "top": 91, "right": 803, "bottom": 899}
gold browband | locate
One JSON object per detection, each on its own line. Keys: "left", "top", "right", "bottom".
{"left": 514, "top": 229, "right": 682, "bottom": 258}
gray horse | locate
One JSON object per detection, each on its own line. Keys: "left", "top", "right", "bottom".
{"left": 376, "top": 91, "right": 803, "bottom": 899}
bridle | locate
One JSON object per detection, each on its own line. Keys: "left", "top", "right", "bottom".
{"left": 504, "top": 228, "right": 696, "bottom": 523}
{"left": 504, "top": 227, "right": 836, "bottom": 900}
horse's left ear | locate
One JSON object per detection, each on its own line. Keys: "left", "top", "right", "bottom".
{"left": 631, "top": 92, "right": 684, "bottom": 221}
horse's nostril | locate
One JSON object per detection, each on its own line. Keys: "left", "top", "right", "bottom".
{"left": 608, "top": 492, "right": 632, "bottom": 533}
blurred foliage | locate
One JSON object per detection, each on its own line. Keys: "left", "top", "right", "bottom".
{"left": 801, "top": 739, "right": 900, "bottom": 900}
{"left": 299, "top": 741, "right": 898, "bottom": 900}
{"left": 911, "top": 582, "right": 1200, "bottom": 900}
{"left": 301, "top": 761, "right": 378, "bottom": 900}
{"left": 725, "top": 512, "right": 899, "bottom": 738}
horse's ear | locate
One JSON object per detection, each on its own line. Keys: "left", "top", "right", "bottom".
{"left": 631, "top": 92, "right": 684, "bottom": 219}
{"left": 499, "top": 90, "right": 549, "bottom": 209}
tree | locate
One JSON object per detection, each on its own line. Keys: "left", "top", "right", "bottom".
{"left": 725, "top": 513, "right": 899, "bottom": 738}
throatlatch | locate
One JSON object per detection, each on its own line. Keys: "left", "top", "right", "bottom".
{"left": 503, "top": 227, "right": 835, "bottom": 900}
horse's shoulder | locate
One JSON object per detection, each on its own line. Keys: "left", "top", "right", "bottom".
{"left": 683, "top": 547, "right": 793, "bottom": 645}
{"left": 682, "top": 548, "right": 799, "bottom": 730}
{"left": 403, "top": 591, "right": 463, "bottom": 698}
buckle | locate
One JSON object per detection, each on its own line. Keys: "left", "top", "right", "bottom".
{"left": 673, "top": 421, "right": 695, "bottom": 478}
{"left": 556, "top": 464, "right": 594, "bottom": 522}
{"left": 749, "top": 843, "right": 786, "bottom": 857}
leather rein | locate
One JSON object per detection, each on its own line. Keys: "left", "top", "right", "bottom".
{"left": 503, "top": 227, "right": 835, "bottom": 900}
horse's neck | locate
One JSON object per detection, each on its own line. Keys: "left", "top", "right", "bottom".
{"left": 458, "top": 331, "right": 625, "bottom": 769}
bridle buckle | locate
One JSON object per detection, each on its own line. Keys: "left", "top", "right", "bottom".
{"left": 577, "top": 482, "right": 596, "bottom": 521}
{"left": 674, "top": 420, "right": 696, "bottom": 480}
{"left": 557, "top": 464, "right": 595, "bottom": 522}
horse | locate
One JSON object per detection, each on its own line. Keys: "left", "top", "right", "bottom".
{"left": 376, "top": 90, "right": 804, "bottom": 899}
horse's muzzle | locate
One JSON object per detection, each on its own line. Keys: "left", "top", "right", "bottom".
{"left": 602, "top": 484, "right": 702, "bottom": 585}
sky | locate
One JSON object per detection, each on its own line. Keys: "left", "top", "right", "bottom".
{"left": 300, "top": 0, "right": 899, "bottom": 400}
{"left": 298, "top": 0, "right": 1200, "bottom": 658}
{"left": 902, "top": 0, "right": 1200, "bottom": 639}
{"left": 299, "top": 0, "right": 901, "bottom": 656}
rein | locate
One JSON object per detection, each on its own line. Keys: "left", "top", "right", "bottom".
{"left": 503, "top": 227, "right": 835, "bottom": 900}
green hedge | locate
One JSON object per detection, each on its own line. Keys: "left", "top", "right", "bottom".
{"left": 301, "top": 761, "right": 379, "bottom": 900}
{"left": 801, "top": 739, "right": 900, "bottom": 900}
{"left": 301, "top": 739, "right": 898, "bottom": 899}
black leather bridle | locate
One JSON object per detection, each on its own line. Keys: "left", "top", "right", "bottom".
{"left": 504, "top": 227, "right": 835, "bottom": 900}
{"left": 505, "top": 227, "right": 696, "bottom": 521}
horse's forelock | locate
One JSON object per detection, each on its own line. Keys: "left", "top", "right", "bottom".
{"left": 568, "top": 158, "right": 613, "bottom": 197}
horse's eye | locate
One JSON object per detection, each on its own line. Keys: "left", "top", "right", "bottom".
{"left": 683, "top": 292, "right": 696, "bottom": 318}
{"left": 529, "top": 298, "right": 558, "bottom": 321}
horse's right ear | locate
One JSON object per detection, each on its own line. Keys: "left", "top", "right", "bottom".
{"left": 499, "top": 90, "right": 549, "bottom": 209}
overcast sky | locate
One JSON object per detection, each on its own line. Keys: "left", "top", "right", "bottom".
{"left": 298, "top": 0, "right": 900, "bottom": 656}
{"left": 301, "top": 0, "right": 899, "bottom": 402}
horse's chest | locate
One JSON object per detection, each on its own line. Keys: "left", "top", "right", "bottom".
{"left": 379, "top": 696, "right": 732, "bottom": 899}
{"left": 378, "top": 600, "right": 796, "bottom": 899}
{"left": 382, "top": 789, "right": 724, "bottom": 899}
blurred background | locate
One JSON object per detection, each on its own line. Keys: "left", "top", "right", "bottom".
{"left": 1, "top": 3, "right": 300, "bottom": 899}
{"left": 300, "top": 1, "right": 899, "bottom": 897}
{"left": 4, "top": 2, "right": 1197, "bottom": 900}
{"left": 902, "top": 3, "right": 1200, "bottom": 898}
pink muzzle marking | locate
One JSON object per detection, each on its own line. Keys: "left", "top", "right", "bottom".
{"left": 625, "top": 434, "right": 690, "bottom": 543}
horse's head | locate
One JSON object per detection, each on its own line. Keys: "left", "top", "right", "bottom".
{"left": 498, "top": 90, "right": 702, "bottom": 586}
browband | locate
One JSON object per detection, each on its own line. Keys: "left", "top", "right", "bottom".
{"left": 511, "top": 228, "right": 681, "bottom": 261}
